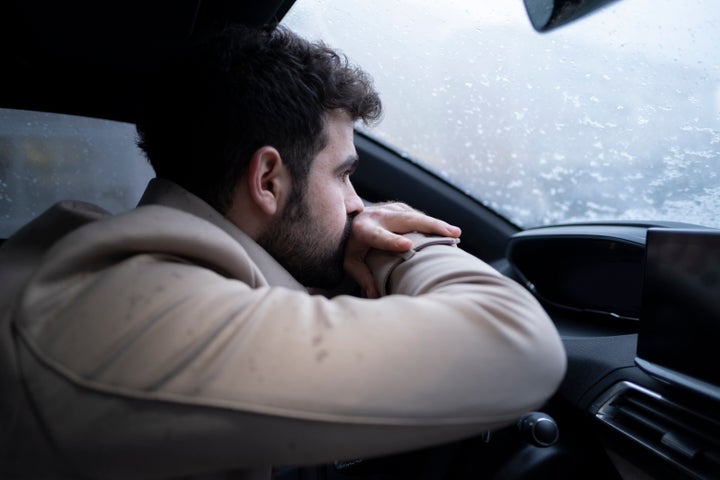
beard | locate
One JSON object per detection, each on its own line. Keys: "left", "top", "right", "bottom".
{"left": 256, "top": 187, "right": 353, "bottom": 289}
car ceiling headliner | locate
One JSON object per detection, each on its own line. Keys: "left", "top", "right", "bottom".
{"left": 0, "top": 0, "right": 296, "bottom": 124}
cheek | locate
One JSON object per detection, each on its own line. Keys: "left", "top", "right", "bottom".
{"left": 312, "top": 186, "right": 348, "bottom": 232}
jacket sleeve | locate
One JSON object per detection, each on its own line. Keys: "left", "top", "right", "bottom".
{"left": 14, "top": 212, "right": 566, "bottom": 477}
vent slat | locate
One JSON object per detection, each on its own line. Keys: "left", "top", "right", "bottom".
{"left": 661, "top": 432, "right": 705, "bottom": 459}
{"left": 623, "top": 391, "right": 720, "bottom": 449}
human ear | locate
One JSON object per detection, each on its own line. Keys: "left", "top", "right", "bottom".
{"left": 247, "top": 146, "right": 290, "bottom": 216}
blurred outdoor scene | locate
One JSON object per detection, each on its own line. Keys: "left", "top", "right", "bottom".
{"left": 285, "top": 0, "right": 720, "bottom": 228}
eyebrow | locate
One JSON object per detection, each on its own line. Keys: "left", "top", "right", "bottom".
{"left": 335, "top": 155, "right": 360, "bottom": 174}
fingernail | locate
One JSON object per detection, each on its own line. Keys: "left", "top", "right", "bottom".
{"left": 447, "top": 225, "right": 462, "bottom": 236}
{"left": 397, "top": 237, "right": 413, "bottom": 249}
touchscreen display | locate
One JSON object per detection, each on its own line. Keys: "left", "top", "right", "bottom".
{"left": 636, "top": 228, "right": 720, "bottom": 395}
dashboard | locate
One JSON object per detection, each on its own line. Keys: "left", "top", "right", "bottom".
{"left": 506, "top": 223, "right": 720, "bottom": 479}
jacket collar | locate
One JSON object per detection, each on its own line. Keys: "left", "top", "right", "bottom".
{"left": 138, "top": 178, "right": 306, "bottom": 292}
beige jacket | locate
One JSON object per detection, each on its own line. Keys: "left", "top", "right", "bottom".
{"left": 0, "top": 179, "right": 566, "bottom": 479}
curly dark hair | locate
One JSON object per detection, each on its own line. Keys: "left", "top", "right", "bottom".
{"left": 136, "top": 24, "right": 382, "bottom": 213}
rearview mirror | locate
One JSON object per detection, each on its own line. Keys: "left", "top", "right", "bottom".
{"left": 523, "top": 0, "right": 619, "bottom": 32}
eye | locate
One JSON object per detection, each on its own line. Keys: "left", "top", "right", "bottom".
{"left": 340, "top": 166, "right": 356, "bottom": 181}
{"left": 336, "top": 157, "right": 359, "bottom": 181}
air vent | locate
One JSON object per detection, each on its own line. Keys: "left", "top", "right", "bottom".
{"left": 595, "top": 382, "right": 720, "bottom": 479}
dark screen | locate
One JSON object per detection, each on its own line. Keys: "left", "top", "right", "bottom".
{"left": 637, "top": 228, "right": 720, "bottom": 389}
{"left": 510, "top": 238, "right": 643, "bottom": 318}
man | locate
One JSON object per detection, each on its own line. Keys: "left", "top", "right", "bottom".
{"left": 0, "top": 24, "right": 565, "bottom": 479}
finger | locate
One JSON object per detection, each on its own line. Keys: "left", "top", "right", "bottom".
{"left": 379, "top": 209, "right": 461, "bottom": 238}
{"left": 352, "top": 223, "right": 413, "bottom": 252}
{"left": 362, "top": 204, "right": 461, "bottom": 238}
{"left": 373, "top": 201, "right": 415, "bottom": 212}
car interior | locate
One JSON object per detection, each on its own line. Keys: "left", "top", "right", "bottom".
{"left": 1, "top": 0, "right": 719, "bottom": 479}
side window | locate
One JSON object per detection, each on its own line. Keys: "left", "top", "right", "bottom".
{"left": 0, "top": 108, "right": 155, "bottom": 238}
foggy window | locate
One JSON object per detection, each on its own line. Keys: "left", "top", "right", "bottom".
{"left": 284, "top": 0, "right": 720, "bottom": 228}
{"left": 0, "top": 109, "right": 155, "bottom": 237}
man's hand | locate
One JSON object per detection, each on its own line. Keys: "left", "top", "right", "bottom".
{"left": 344, "top": 202, "right": 461, "bottom": 298}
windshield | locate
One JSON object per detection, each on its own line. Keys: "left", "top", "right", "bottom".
{"left": 283, "top": 0, "right": 720, "bottom": 229}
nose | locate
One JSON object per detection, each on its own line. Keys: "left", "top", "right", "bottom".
{"left": 345, "top": 182, "right": 365, "bottom": 215}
